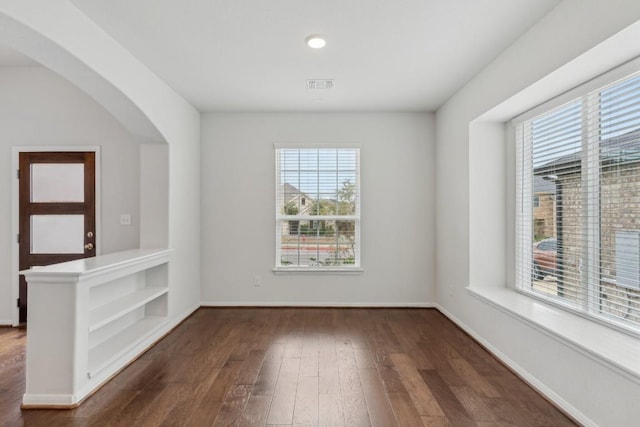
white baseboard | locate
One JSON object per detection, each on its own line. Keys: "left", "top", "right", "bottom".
{"left": 170, "top": 304, "right": 201, "bottom": 327}
{"left": 0, "top": 319, "right": 13, "bottom": 327}
{"left": 22, "top": 393, "right": 76, "bottom": 408}
{"left": 434, "top": 303, "right": 593, "bottom": 427}
{"left": 199, "top": 301, "right": 436, "bottom": 308}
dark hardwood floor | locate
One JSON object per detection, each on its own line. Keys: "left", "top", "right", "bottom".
{"left": 0, "top": 308, "right": 576, "bottom": 426}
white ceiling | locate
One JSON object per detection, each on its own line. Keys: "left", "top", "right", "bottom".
{"left": 10, "top": 1, "right": 561, "bottom": 112}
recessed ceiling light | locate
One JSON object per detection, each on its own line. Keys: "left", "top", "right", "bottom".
{"left": 305, "top": 34, "right": 326, "bottom": 49}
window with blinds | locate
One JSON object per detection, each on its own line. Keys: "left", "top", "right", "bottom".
{"left": 515, "top": 66, "right": 640, "bottom": 334}
{"left": 275, "top": 146, "right": 360, "bottom": 270}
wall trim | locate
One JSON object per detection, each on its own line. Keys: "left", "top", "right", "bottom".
{"left": 200, "top": 301, "right": 436, "bottom": 308}
{"left": 434, "top": 303, "right": 593, "bottom": 427}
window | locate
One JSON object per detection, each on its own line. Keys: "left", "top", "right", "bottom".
{"left": 533, "top": 195, "right": 540, "bottom": 208}
{"left": 515, "top": 64, "right": 640, "bottom": 334}
{"left": 275, "top": 146, "right": 360, "bottom": 270}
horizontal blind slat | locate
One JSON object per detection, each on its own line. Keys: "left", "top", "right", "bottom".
{"left": 515, "top": 68, "right": 640, "bottom": 335}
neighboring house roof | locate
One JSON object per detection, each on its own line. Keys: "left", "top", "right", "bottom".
{"left": 534, "top": 175, "right": 555, "bottom": 194}
{"left": 283, "top": 183, "right": 311, "bottom": 200}
{"left": 283, "top": 183, "right": 303, "bottom": 195}
{"left": 535, "top": 128, "right": 640, "bottom": 176}
{"left": 282, "top": 183, "right": 315, "bottom": 215}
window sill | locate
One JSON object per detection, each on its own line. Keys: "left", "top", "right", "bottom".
{"left": 466, "top": 285, "right": 640, "bottom": 384}
{"left": 273, "top": 267, "right": 363, "bottom": 275}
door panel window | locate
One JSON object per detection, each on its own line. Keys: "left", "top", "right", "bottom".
{"left": 31, "top": 163, "right": 84, "bottom": 202}
{"left": 30, "top": 214, "right": 85, "bottom": 254}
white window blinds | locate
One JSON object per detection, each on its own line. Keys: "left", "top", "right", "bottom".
{"left": 275, "top": 147, "right": 360, "bottom": 269}
{"left": 515, "top": 68, "right": 640, "bottom": 334}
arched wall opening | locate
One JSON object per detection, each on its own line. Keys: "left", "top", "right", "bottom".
{"left": 0, "top": 3, "right": 199, "bottom": 325}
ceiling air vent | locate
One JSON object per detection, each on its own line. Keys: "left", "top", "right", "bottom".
{"left": 306, "top": 79, "right": 334, "bottom": 90}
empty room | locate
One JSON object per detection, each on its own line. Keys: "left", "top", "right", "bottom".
{"left": 1, "top": 1, "right": 640, "bottom": 426}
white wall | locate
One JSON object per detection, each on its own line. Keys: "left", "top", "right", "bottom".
{"left": 166, "top": 114, "right": 201, "bottom": 317}
{"left": 201, "top": 113, "right": 435, "bottom": 305}
{"left": 436, "top": 0, "right": 640, "bottom": 425}
{"left": 0, "top": 66, "right": 141, "bottom": 324}
{"left": 140, "top": 143, "right": 168, "bottom": 249}
{"left": 0, "top": 1, "right": 201, "bottom": 326}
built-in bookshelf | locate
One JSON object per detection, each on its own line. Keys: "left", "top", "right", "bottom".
{"left": 21, "top": 248, "right": 172, "bottom": 408}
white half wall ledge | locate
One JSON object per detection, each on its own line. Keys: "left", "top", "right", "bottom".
{"left": 21, "top": 249, "right": 174, "bottom": 408}
{"left": 200, "top": 302, "right": 436, "bottom": 308}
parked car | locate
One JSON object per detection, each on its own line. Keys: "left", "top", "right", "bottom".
{"left": 533, "top": 238, "right": 557, "bottom": 280}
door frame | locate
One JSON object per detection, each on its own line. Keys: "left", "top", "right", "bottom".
{"left": 11, "top": 146, "right": 101, "bottom": 326}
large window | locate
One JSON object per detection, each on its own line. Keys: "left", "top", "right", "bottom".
{"left": 275, "top": 146, "right": 360, "bottom": 270}
{"left": 515, "top": 65, "right": 640, "bottom": 334}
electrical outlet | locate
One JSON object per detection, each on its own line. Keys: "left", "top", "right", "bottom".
{"left": 254, "top": 275, "right": 262, "bottom": 287}
{"left": 120, "top": 214, "right": 131, "bottom": 226}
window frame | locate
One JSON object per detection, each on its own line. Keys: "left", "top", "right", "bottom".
{"left": 273, "top": 144, "right": 362, "bottom": 273}
{"left": 513, "top": 57, "right": 640, "bottom": 336}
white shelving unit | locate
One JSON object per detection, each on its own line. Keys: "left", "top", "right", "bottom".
{"left": 89, "top": 287, "right": 168, "bottom": 333}
{"left": 21, "top": 248, "right": 172, "bottom": 408}
{"left": 88, "top": 316, "right": 166, "bottom": 376}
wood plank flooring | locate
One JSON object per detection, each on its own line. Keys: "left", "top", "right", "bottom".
{"left": 0, "top": 308, "right": 576, "bottom": 426}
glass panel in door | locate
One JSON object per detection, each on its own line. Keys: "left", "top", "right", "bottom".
{"left": 30, "top": 214, "right": 85, "bottom": 254}
{"left": 30, "top": 163, "right": 85, "bottom": 202}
